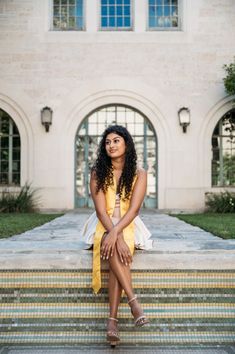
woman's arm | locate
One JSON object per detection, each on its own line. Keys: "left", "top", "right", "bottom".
{"left": 101, "top": 168, "right": 147, "bottom": 260}
{"left": 90, "top": 170, "right": 113, "bottom": 232}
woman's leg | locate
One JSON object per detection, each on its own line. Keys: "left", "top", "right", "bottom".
{"left": 108, "top": 246, "right": 147, "bottom": 323}
{"left": 102, "top": 233, "right": 147, "bottom": 325}
{"left": 108, "top": 246, "right": 134, "bottom": 301}
{"left": 102, "top": 234, "right": 122, "bottom": 337}
{"left": 109, "top": 268, "right": 122, "bottom": 318}
{"left": 106, "top": 268, "right": 122, "bottom": 336}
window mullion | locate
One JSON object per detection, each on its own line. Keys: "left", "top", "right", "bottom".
{"left": 8, "top": 120, "right": 13, "bottom": 184}
{"left": 0, "top": 118, "right": 1, "bottom": 181}
{"left": 219, "top": 120, "right": 224, "bottom": 186}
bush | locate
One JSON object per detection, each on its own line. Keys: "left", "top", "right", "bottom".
{"left": 0, "top": 182, "right": 41, "bottom": 213}
{"left": 223, "top": 58, "right": 235, "bottom": 98}
{"left": 205, "top": 191, "right": 235, "bottom": 213}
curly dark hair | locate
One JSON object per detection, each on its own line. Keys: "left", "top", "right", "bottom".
{"left": 92, "top": 125, "right": 137, "bottom": 200}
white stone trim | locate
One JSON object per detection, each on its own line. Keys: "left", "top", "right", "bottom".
{"left": 200, "top": 95, "right": 235, "bottom": 190}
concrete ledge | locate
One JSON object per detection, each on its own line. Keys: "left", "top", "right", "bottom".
{"left": 0, "top": 250, "right": 234, "bottom": 270}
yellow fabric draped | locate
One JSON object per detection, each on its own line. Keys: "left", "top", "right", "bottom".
{"left": 92, "top": 175, "right": 137, "bottom": 294}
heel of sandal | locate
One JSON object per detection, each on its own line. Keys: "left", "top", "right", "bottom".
{"left": 107, "top": 317, "right": 120, "bottom": 345}
{"left": 128, "top": 296, "right": 150, "bottom": 327}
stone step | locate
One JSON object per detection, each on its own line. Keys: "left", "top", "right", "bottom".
{"left": 0, "top": 269, "right": 234, "bottom": 345}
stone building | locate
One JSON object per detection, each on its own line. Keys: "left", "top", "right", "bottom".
{"left": 0, "top": 0, "right": 234, "bottom": 212}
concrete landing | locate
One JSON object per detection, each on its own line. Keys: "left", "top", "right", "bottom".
{"left": 0, "top": 209, "right": 234, "bottom": 270}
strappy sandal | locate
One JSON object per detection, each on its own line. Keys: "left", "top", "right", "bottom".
{"left": 128, "top": 296, "right": 150, "bottom": 327}
{"left": 106, "top": 317, "right": 120, "bottom": 347}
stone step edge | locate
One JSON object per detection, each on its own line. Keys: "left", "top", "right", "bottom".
{"left": 0, "top": 253, "right": 235, "bottom": 270}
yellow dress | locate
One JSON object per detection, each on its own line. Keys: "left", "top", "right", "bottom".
{"left": 92, "top": 175, "right": 137, "bottom": 294}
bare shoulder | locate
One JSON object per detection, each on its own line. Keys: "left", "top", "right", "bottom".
{"left": 90, "top": 169, "right": 97, "bottom": 180}
{"left": 136, "top": 167, "right": 147, "bottom": 179}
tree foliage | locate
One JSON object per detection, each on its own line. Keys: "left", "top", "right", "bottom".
{"left": 223, "top": 58, "right": 235, "bottom": 97}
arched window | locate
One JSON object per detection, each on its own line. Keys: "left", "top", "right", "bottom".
{"left": 211, "top": 109, "right": 235, "bottom": 186}
{"left": 75, "top": 104, "right": 158, "bottom": 208}
{"left": 0, "top": 109, "right": 21, "bottom": 185}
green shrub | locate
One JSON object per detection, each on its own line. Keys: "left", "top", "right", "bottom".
{"left": 223, "top": 57, "right": 235, "bottom": 97}
{"left": 0, "top": 182, "right": 41, "bottom": 213}
{"left": 205, "top": 191, "right": 235, "bottom": 213}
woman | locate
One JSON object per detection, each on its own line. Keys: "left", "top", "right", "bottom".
{"left": 81, "top": 125, "right": 153, "bottom": 346}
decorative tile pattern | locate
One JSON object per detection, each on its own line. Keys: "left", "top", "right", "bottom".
{"left": 0, "top": 270, "right": 234, "bottom": 345}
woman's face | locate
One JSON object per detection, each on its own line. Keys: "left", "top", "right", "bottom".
{"left": 105, "top": 132, "right": 126, "bottom": 159}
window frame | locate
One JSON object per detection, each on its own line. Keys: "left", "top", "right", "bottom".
{"left": 146, "top": 0, "right": 182, "bottom": 32}
{"left": 211, "top": 111, "right": 235, "bottom": 187}
{"left": 99, "top": 0, "right": 134, "bottom": 32}
{"left": 51, "top": 0, "right": 86, "bottom": 31}
{"left": 0, "top": 109, "right": 21, "bottom": 186}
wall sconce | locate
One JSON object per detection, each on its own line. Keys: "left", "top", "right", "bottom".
{"left": 41, "top": 106, "right": 53, "bottom": 132}
{"left": 178, "top": 107, "right": 190, "bottom": 133}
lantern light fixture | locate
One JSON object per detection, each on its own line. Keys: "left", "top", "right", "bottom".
{"left": 41, "top": 106, "right": 53, "bottom": 132}
{"left": 178, "top": 107, "right": 190, "bottom": 133}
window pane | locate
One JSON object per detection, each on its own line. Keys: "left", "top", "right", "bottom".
{"left": 148, "top": 0, "right": 179, "bottom": 29}
{"left": 53, "top": 0, "right": 83, "bottom": 30}
{"left": 54, "top": 6, "right": 60, "bottom": 16}
{"left": 124, "top": 5, "right": 130, "bottom": 15}
{"left": 109, "top": 6, "right": 115, "bottom": 16}
{"left": 102, "top": 6, "right": 107, "bottom": 16}
{"left": 109, "top": 16, "right": 115, "bottom": 26}
{"left": 117, "top": 17, "right": 123, "bottom": 27}
{"left": 101, "top": 0, "right": 131, "bottom": 29}
{"left": 102, "top": 17, "right": 108, "bottom": 27}
{"left": 124, "top": 16, "right": 130, "bottom": 26}
{"left": 69, "top": 17, "right": 75, "bottom": 27}
{"left": 69, "top": 6, "right": 75, "bottom": 16}
{"left": 117, "top": 6, "right": 123, "bottom": 15}
{"left": 149, "top": 17, "right": 156, "bottom": 27}
{"left": 1, "top": 118, "right": 9, "bottom": 134}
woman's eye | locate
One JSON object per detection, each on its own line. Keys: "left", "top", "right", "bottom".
{"left": 114, "top": 139, "right": 119, "bottom": 143}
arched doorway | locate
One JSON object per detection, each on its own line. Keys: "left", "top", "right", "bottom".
{"left": 75, "top": 104, "right": 158, "bottom": 208}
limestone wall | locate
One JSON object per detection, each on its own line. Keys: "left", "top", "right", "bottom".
{"left": 0, "top": 0, "right": 234, "bottom": 211}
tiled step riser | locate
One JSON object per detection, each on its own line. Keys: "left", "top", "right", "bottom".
{"left": 0, "top": 270, "right": 234, "bottom": 345}
{"left": 1, "top": 304, "right": 234, "bottom": 318}
{"left": 1, "top": 332, "right": 235, "bottom": 345}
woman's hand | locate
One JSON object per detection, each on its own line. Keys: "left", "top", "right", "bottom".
{"left": 116, "top": 234, "right": 132, "bottom": 266}
{"left": 100, "top": 227, "right": 118, "bottom": 260}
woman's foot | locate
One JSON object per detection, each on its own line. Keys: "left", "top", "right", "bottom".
{"left": 128, "top": 296, "right": 150, "bottom": 327}
{"left": 106, "top": 317, "right": 120, "bottom": 345}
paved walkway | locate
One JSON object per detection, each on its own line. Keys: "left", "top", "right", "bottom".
{"left": 0, "top": 209, "right": 234, "bottom": 269}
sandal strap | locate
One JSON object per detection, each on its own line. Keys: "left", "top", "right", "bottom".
{"left": 128, "top": 295, "right": 137, "bottom": 304}
{"left": 134, "top": 315, "right": 146, "bottom": 324}
{"left": 108, "top": 317, "right": 118, "bottom": 322}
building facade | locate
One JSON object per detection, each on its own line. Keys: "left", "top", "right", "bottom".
{"left": 0, "top": 0, "right": 234, "bottom": 212}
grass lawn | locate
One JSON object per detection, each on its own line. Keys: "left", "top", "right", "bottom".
{"left": 0, "top": 213, "right": 64, "bottom": 239}
{"left": 171, "top": 213, "right": 235, "bottom": 239}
